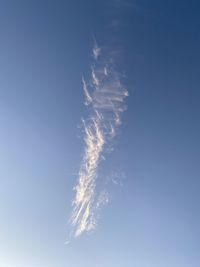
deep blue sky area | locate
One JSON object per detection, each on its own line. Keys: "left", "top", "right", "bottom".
{"left": 0, "top": 0, "right": 200, "bottom": 266}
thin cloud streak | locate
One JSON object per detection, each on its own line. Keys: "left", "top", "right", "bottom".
{"left": 70, "top": 42, "right": 128, "bottom": 237}
{"left": 93, "top": 39, "right": 101, "bottom": 60}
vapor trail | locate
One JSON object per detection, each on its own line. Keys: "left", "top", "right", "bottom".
{"left": 70, "top": 43, "right": 128, "bottom": 237}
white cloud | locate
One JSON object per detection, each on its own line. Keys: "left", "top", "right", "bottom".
{"left": 92, "top": 41, "right": 101, "bottom": 60}
{"left": 82, "top": 77, "right": 92, "bottom": 105}
{"left": 70, "top": 42, "right": 128, "bottom": 237}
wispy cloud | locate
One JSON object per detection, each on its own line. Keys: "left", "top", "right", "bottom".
{"left": 70, "top": 42, "right": 128, "bottom": 237}
{"left": 92, "top": 39, "right": 101, "bottom": 60}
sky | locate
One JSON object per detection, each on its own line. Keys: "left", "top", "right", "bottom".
{"left": 0, "top": 0, "right": 200, "bottom": 266}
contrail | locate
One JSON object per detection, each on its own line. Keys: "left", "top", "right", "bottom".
{"left": 70, "top": 43, "right": 128, "bottom": 237}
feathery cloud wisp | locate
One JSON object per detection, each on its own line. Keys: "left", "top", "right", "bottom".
{"left": 70, "top": 43, "right": 128, "bottom": 237}
{"left": 93, "top": 42, "right": 101, "bottom": 60}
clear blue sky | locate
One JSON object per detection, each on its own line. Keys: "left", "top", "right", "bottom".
{"left": 0, "top": 0, "right": 200, "bottom": 266}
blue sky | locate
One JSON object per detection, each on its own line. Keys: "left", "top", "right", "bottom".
{"left": 0, "top": 0, "right": 200, "bottom": 266}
